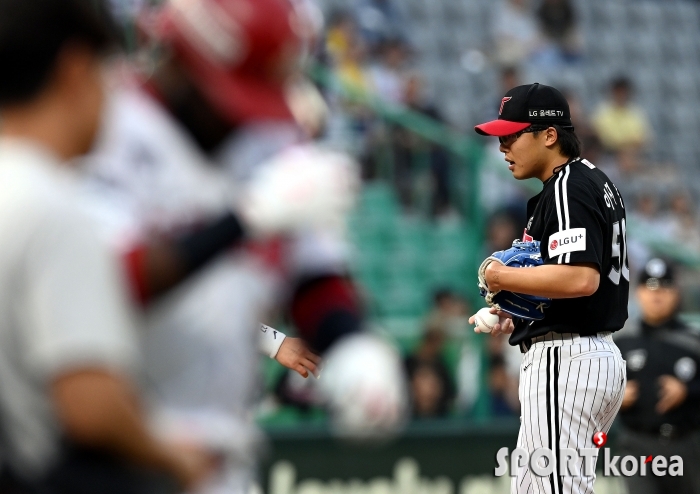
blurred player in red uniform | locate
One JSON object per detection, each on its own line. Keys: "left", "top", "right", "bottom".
{"left": 80, "top": 0, "right": 408, "bottom": 492}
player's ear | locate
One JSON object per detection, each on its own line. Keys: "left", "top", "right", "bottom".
{"left": 544, "top": 126, "right": 559, "bottom": 149}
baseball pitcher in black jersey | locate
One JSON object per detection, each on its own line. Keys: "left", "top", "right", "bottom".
{"left": 472, "top": 83, "right": 629, "bottom": 494}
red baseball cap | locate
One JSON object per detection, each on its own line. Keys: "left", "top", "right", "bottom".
{"left": 475, "top": 83, "right": 573, "bottom": 137}
{"left": 150, "top": 0, "right": 305, "bottom": 123}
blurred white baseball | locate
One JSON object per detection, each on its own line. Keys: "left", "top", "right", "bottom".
{"left": 474, "top": 307, "right": 499, "bottom": 333}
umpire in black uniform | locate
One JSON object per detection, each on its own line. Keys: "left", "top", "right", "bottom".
{"left": 617, "top": 258, "right": 700, "bottom": 494}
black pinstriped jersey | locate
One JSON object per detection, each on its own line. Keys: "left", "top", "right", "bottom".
{"left": 510, "top": 158, "right": 630, "bottom": 346}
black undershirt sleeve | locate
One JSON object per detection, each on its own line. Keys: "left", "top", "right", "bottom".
{"left": 174, "top": 211, "right": 246, "bottom": 275}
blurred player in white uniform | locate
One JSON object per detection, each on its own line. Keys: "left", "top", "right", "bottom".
{"left": 80, "top": 0, "right": 408, "bottom": 492}
{"left": 0, "top": 0, "right": 216, "bottom": 492}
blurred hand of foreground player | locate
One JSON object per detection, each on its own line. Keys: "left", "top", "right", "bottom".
{"left": 275, "top": 337, "right": 321, "bottom": 378}
{"left": 468, "top": 307, "right": 515, "bottom": 336}
{"left": 51, "top": 370, "right": 217, "bottom": 491}
{"left": 166, "top": 442, "right": 219, "bottom": 491}
{"left": 656, "top": 375, "right": 688, "bottom": 414}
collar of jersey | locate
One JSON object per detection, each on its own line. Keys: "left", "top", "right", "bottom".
{"left": 543, "top": 157, "right": 580, "bottom": 187}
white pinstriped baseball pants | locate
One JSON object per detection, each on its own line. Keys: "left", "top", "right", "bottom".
{"left": 513, "top": 332, "right": 626, "bottom": 494}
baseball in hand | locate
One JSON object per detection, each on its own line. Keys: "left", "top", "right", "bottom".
{"left": 474, "top": 307, "right": 499, "bottom": 333}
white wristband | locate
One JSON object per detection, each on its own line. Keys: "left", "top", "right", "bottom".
{"left": 259, "top": 323, "right": 286, "bottom": 358}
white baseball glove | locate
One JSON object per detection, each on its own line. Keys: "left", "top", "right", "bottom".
{"left": 238, "top": 144, "right": 359, "bottom": 236}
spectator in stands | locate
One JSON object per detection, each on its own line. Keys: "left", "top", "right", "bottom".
{"left": 500, "top": 66, "right": 521, "bottom": 98}
{"left": 486, "top": 208, "right": 522, "bottom": 254}
{"left": 562, "top": 89, "right": 595, "bottom": 147}
{"left": 403, "top": 75, "right": 456, "bottom": 218}
{"left": 482, "top": 312, "right": 521, "bottom": 418}
{"left": 375, "top": 122, "right": 416, "bottom": 210}
{"left": 420, "top": 289, "right": 483, "bottom": 416}
{"left": 666, "top": 190, "right": 700, "bottom": 253}
{"left": 592, "top": 76, "right": 652, "bottom": 153}
{"left": 536, "top": 0, "right": 583, "bottom": 63}
{"left": 592, "top": 78, "right": 655, "bottom": 204}
{"left": 408, "top": 362, "right": 452, "bottom": 418}
{"left": 367, "top": 38, "right": 410, "bottom": 104}
{"left": 491, "top": 0, "right": 543, "bottom": 66}
{"left": 324, "top": 12, "right": 377, "bottom": 156}
{"left": 404, "top": 327, "right": 455, "bottom": 418}
{"left": 325, "top": 11, "right": 357, "bottom": 65}
{"left": 325, "top": 10, "right": 372, "bottom": 93}
{"left": 425, "top": 289, "right": 470, "bottom": 336}
{"left": 363, "top": 73, "right": 455, "bottom": 217}
{"left": 488, "top": 355, "right": 520, "bottom": 416}
{"left": 628, "top": 192, "right": 673, "bottom": 240}
{"left": 573, "top": 91, "right": 639, "bottom": 192}
{"left": 482, "top": 66, "right": 521, "bottom": 122}
{"left": 335, "top": 37, "right": 371, "bottom": 93}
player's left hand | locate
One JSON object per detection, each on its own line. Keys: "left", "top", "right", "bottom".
{"left": 275, "top": 337, "right": 321, "bottom": 378}
{"left": 656, "top": 375, "right": 687, "bottom": 414}
{"left": 468, "top": 307, "right": 515, "bottom": 336}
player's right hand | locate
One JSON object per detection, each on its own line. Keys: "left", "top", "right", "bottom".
{"left": 275, "top": 337, "right": 321, "bottom": 378}
{"left": 238, "top": 144, "right": 359, "bottom": 236}
{"left": 468, "top": 307, "right": 515, "bottom": 336}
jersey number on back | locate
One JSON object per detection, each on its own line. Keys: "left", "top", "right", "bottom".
{"left": 609, "top": 219, "right": 630, "bottom": 285}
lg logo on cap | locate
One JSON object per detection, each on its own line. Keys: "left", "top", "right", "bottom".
{"left": 499, "top": 97, "right": 512, "bottom": 115}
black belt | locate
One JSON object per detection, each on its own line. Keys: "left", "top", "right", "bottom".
{"left": 520, "top": 339, "right": 533, "bottom": 354}
{"left": 518, "top": 331, "right": 610, "bottom": 354}
{"left": 519, "top": 332, "right": 562, "bottom": 353}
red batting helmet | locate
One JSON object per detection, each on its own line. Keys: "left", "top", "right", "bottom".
{"left": 150, "top": 0, "right": 305, "bottom": 123}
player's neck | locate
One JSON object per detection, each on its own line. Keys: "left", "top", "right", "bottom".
{"left": 1, "top": 100, "right": 86, "bottom": 162}
{"left": 538, "top": 153, "right": 572, "bottom": 182}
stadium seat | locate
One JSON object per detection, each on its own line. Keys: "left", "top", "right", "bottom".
{"left": 626, "top": 31, "right": 664, "bottom": 66}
